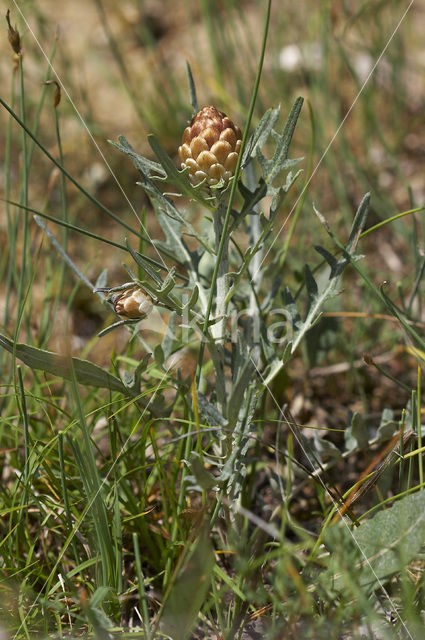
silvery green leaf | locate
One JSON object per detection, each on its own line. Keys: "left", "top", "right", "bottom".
{"left": 148, "top": 134, "right": 213, "bottom": 209}
{"left": 159, "top": 267, "right": 177, "bottom": 295}
{"left": 225, "top": 392, "right": 258, "bottom": 501}
{"left": 189, "top": 452, "right": 217, "bottom": 491}
{"left": 154, "top": 345, "right": 165, "bottom": 368}
{"left": 314, "top": 245, "right": 340, "bottom": 274}
{"left": 153, "top": 205, "right": 193, "bottom": 267}
{"left": 109, "top": 136, "right": 165, "bottom": 178}
{"left": 161, "top": 312, "right": 177, "bottom": 361}
{"left": 304, "top": 264, "right": 318, "bottom": 303}
{"left": 95, "top": 269, "right": 108, "bottom": 290}
{"left": 346, "top": 193, "right": 370, "bottom": 254}
{"left": 256, "top": 97, "right": 303, "bottom": 184}
{"left": 263, "top": 345, "right": 291, "bottom": 385}
{"left": 125, "top": 241, "right": 164, "bottom": 286}
{"left": 97, "top": 319, "right": 131, "bottom": 338}
{"left": 242, "top": 106, "right": 280, "bottom": 165}
{"left": 239, "top": 178, "right": 268, "bottom": 217}
{"left": 376, "top": 407, "right": 398, "bottom": 441}
{"left": 345, "top": 411, "right": 369, "bottom": 452}
{"left": 231, "top": 331, "right": 249, "bottom": 386}
{"left": 113, "top": 136, "right": 212, "bottom": 252}
{"left": 314, "top": 433, "right": 342, "bottom": 462}
{"left": 228, "top": 347, "right": 260, "bottom": 426}
{"left": 197, "top": 393, "right": 227, "bottom": 429}
{"left": 182, "top": 285, "right": 199, "bottom": 312}
{"left": 121, "top": 370, "right": 133, "bottom": 387}
{"left": 291, "top": 193, "right": 371, "bottom": 360}
{"left": 284, "top": 167, "right": 303, "bottom": 191}
{"left": 283, "top": 287, "right": 303, "bottom": 333}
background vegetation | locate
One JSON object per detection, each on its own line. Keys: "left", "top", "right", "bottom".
{"left": 1, "top": 1, "right": 425, "bottom": 638}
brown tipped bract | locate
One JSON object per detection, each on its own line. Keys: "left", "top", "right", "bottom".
{"left": 178, "top": 106, "right": 242, "bottom": 187}
{"left": 6, "top": 10, "right": 21, "bottom": 56}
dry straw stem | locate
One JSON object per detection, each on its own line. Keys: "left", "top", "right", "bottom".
{"left": 6, "top": 9, "right": 21, "bottom": 55}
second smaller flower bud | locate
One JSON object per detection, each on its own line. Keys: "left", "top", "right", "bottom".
{"left": 111, "top": 287, "right": 153, "bottom": 320}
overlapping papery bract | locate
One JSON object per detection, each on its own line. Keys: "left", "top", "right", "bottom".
{"left": 111, "top": 287, "right": 153, "bottom": 320}
{"left": 178, "top": 106, "right": 242, "bottom": 187}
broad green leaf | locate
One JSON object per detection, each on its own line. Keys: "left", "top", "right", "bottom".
{"left": 326, "top": 490, "right": 425, "bottom": 594}
{"left": 0, "top": 334, "right": 126, "bottom": 394}
{"left": 160, "top": 527, "right": 215, "bottom": 640}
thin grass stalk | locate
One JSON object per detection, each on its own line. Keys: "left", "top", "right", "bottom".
{"left": 199, "top": 0, "right": 223, "bottom": 89}
{"left": 0, "top": 98, "right": 154, "bottom": 243}
{"left": 408, "top": 255, "right": 425, "bottom": 315}
{"left": 132, "top": 532, "right": 152, "bottom": 640}
{"left": 4, "top": 199, "right": 190, "bottom": 283}
{"left": 58, "top": 431, "right": 81, "bottom": 567}
{"left": 26, "top": 39, "right": 57, "bottom": 170}
{"left": 360, "top": 206, "right": 425, "bottom": 239}
{"left": 35, "top": 86, "right": 69, "bottom": 347}
{"left": 16, "top": 55, "right": 29, "bottom": 340}
{"left": 93, "top": 0, "right": 144, "bottom": 123}
{"left": 279, "top": 101, "right": 315, "bottom": 268}
{"left": 52, "top": 85, "right": 68, "bottom": 283}
{"left": 16, "top": 366, "right": 29, "bottom": 541}
{"left": 112, "top": 484, "right": 123, "bottom": 593}
{"left": 68, "top": 369, "right": 117, "bottom": 588}
{"left": 417, "top": 368, "right": 423, "bottom": 486}
{"left": 195, "top": 0, "right": 272, "bottom": 387}
{"left": 162, "top": 414, "right": 194, "bottom": 586}
{"left": 148, "top": 426, "right": 173, "bottom": 545}
{"left": 227, "top": 2, "right": 259, "bottom": 109}
{"left": 4, "top": 70, "right": 17, "bottom": 329}
{"left": 399, "top": 409, "right": 407, "bottom": 490}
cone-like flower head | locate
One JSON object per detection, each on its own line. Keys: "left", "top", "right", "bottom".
{"left": 111, "top": 287, "right": 153, "bottom": 320}
{"left": 178, "top": 106, "right": 242, "bottom": 187}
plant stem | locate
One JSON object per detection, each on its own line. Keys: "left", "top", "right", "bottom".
{"left": 209, "top": 199, "right": 229, "bottom": 414}
{"left": 195, "top": 0, "right": 272, "bottom": 388}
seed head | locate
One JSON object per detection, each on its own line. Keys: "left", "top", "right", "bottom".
{"left": 6, "top": 10, "right": 21, "bottom": 56}
{"left": 111, "top": 287, "right": 153, "bottom": 320}
{"left": 178, "top": 106, "right": 242, "bottom": 187}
